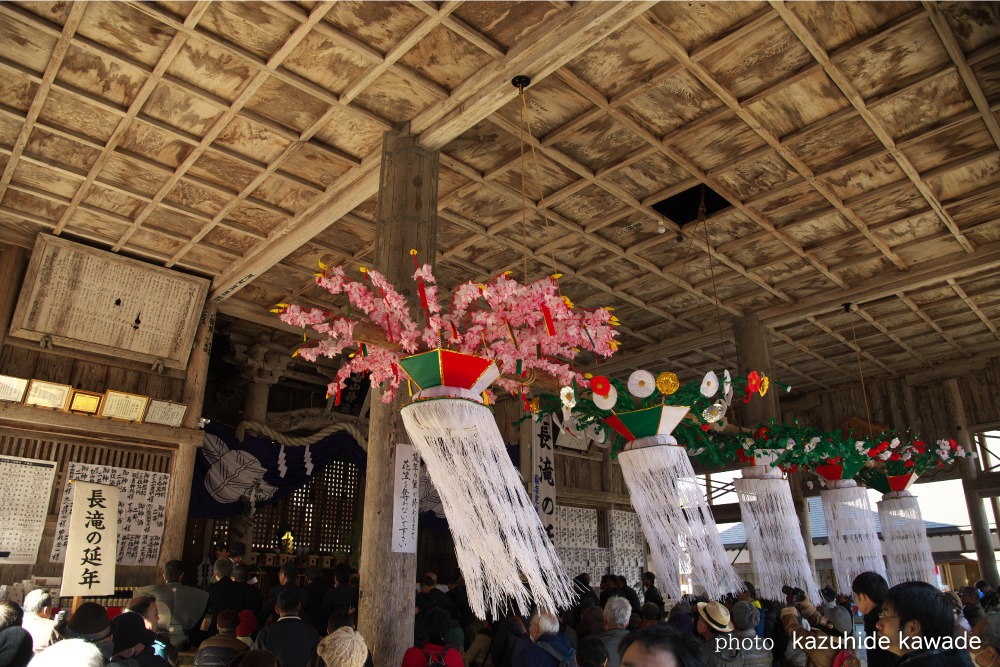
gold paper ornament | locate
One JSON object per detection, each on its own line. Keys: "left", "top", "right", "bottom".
{"left": 529, "top": 397, "right": 541, "bottom": 414}
{"left": 656, "top": 371, "right": 679, "bottom": 395}
{"left": 760, "top": 375, "right": 770, "bottom": 397}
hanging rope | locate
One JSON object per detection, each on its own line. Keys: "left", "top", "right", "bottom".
{"left": 235, "top": 420, "right": 368, "bottom": 449}
{"left": 847, "top": 304, "right": 875, "bottom": 430}
{"left": 515, "top": 76, "right": 530, "bottom": 283}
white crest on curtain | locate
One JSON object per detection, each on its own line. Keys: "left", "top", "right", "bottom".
{"left": 820, "top": 482, "right": 887, "bottom": 592}
{"left": 877, "top": 491, "right": 936, "bottom": 585}
{"left": 735, "top": 470, "right": 818, "bottom": 601}
{"left": 400, "top": 397, "right": 574, "bottom": 619}
{"left": 618, "top": 444, "right": 743, "bottom": 599}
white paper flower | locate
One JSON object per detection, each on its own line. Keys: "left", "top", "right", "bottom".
{"left": 879, "top": 450, "right": 892, "bottom": 460}
{"left": 723, "top": 369, "right": 733, "bottom": 405}
{"left": 702, "top": 400, "right": 726, "bottom": 423}
{"left": 806, "top": 481, "right": 814, "bottom": 490}
{"left": 593, "top": 384, "right": 618, "bottom": 410}
{"left": 785, "top": 438, "right": 796, "bottom": 450}
{"left": 628, "top": 370, "right": 656, "bottom": 398}
{"left": 855, "top": 440, "right": 867, "bottom": 452}
{"left": 805, "top": 436, "right": 821, "bottom": 452}
{"left": 700, "top": 370, "right": 719, "bottom": 397}
{"left": 586, "top": 423, "right": 607, "bottom": 444}
{"left": 560, "top": 386, "right": 576, "bottom": 408}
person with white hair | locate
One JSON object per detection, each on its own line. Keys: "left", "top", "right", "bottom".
{"left": 599, "top": 597, "right": 632, "bottom": 667}
{"left": 512, "top": 609, "right": 574, "bottom": 667}
{"left": 21, "top": 590, "right": 55, "bottom": 654}
{"left": 316, "top": 626, "right": 370, "bottom": 667}
{"left": 28, "top": 638, "right": 103, "bottom": 667}
{"left": 971, "top": 612, "right": 1000, "bottom": 666}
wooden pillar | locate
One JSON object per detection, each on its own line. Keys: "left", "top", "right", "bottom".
{"left": 977, "top": 434, "right": 1000, "bottom": 537}
{"left": 357, "top": 128, "right": 438, "bottom": 667}
{"left": 946, "top": 378, "right": 1000, "bottom": 584}
{"left": 733, "top": 311, "right": 817, "bottom": 577}
{"left": 0, "top": 244, "right": 28, "bottom": 347}
{"left": 159, "top": 305, "right": 216, "bottom": 569}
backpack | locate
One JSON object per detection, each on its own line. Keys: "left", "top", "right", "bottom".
{"left": 538, "top": 641, "right": 578, "bottom": 667}
{"left": 832, "top": 648, "right": 859, "bottom": 667}
{"left": 421, "top": 646, "right": 456, "bottom": 667}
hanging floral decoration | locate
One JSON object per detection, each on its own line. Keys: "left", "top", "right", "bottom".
{"left": 273, "top": 255, "right": 619, "bottom": 403}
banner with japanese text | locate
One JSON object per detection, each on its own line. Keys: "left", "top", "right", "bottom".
{"left": 531, "top": 414, "right": 557, "bottom": 541}
{"left": 60, "top": 481, "right": 119, "bottom": 597}
{"left": 391, "top": 443, "right": 420, "bottom": 553}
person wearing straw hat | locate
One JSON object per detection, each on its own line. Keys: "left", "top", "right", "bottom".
{"left": 695, "top": 600, "right": 739, "bottom": 666}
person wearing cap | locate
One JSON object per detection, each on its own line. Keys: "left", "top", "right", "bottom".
{"left": 109, "top": 610, "right": 169, "bottom": 666}
{"left": 695, "top": 600, "right": 739, "bottom": 666}
{"left": 665, "top": 599, "right": 693, "bottom": 636}
{"left": 731, "top": 601, "right": 771, "bottom": 667}
{"left": 252, "top": 587, "right": 319, "bottom": 667}
{"left": 736, "top": 582, "right": 767, "bottom": 639}
{"left": 780, "top": 594, "right": 855, "bottom": 667}
{"left": 316, "top": 624, "right": 370, "bottom": 667}
{"left": 21, "top": 588, "right": 56, "bottom": 654}
{"left": 26, "top": 638, "right": 104, "bottom": 667}
{"left": 963, "top": 587, "right": 988, "bottom": 630}
{"left": 50, "top": 601, "right": 115, "bottom": 661}
{"left": 978, "top": 581, "right": 1000, "bottom": 612}
{"left": 236, "top": 609, "right": 257, "bottom": 647}
{"left": 136, "top": 559, "right": 209, "bottom": 650}
{"left": 194, "top": 608, "right": 248, "bottom": 667}
{"left": 0, "top": 600, "right": 33, "bottom": 667}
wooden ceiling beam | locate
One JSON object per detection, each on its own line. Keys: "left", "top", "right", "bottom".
{"left": 948, "top": 278, "right": 1000, "bottom": 343}
{"left": 770, "top": 0, "right": 975, "bottom": 255}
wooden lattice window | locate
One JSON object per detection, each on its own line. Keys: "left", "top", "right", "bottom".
{"left": 214, "top": 461, "right": 359, "bottom": 555}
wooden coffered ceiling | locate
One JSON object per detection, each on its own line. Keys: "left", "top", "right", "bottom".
{"left": 0, "top": 1, "right": 998, "bottom": 393}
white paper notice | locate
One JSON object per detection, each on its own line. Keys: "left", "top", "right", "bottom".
{"left": 60, "top": 481, "right": 119, "bottom": 597}
{"left": 391, "top": 443, "right": 420, "bottom": 553}
{"left": 0, "top": 456, "right": 57, "bottom": 564}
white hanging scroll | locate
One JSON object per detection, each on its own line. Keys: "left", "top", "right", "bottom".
{"left": 0, "top": 455, "right": 58, "bottom": 564}
{"left": 532, "top": 414, "right": 557, "bottom": 540}
{"left": 51, "top": 462, "right": 169, "bottom": 566}
{"left": 60, "top": 481, "right": 119, "bottom": 597}
{"left": 391, "top": 443, "right": 420, "bottom": 553}
{"left": 821, "top": 481, "right": 887, "bottom": 593}
{"left": 878, "top": 491, "right": 936, "bottom": 585}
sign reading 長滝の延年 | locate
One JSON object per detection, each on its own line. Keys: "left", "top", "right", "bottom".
{"left": 60, "top": 481, "right": 119, "bottom": 597}
{"left": 532, "top": 414, "right": 557, "bottom": 541}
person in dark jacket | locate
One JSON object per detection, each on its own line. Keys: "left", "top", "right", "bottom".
{"left": 619, "top": 624, "right": 703, "bottom": 667}
{"left": 511, "top": 610, "right": 574, "bottom": 667}
{"left": 253, "top": 588, "right": 319, "bottom": 667}
{"left": 259, "top": 563, "right": 300, "bottom": 628}
{"left": 876, "top": 581, "right": 973, "bottom": 667}
{"left": 320, "top": 564, "right": 356, "bottom": 631}
{"left": 207, "top": 558, "right": 246, "bottom": 630}
{"left": 641, "top": 573, "right": 664, "bottom": 612}
{"left": 962, "top": 586, "right": 987, "bottom": 630}
{"left": 616, "top": 576, "right": 642, "bottom": 615}
{"left": 853, "top": 571, "right": 899, "bottom": 667}
{"left": 109, "top": 611, "right": 169, "bottom": 667}
{"left": 492, "top": 608, "right": 529, "bottom": 667}
{"left": 194, "top": 609, "right": 248, "bottom": 667}
{"left": 572, "top": 574, "right": 599, "bottom": 626}
{"left": 977, "top": 580, "right": 1000, "bottom": 612}
{"left": 302, "top": 566, "right": 328, "bottom": 630}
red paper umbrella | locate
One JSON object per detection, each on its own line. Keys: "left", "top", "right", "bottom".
{"left": 590, "top": 375, "right": 611, "bottom": 397}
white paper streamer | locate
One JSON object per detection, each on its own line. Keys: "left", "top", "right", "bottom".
{"left": 618, "top": 443, "right": 743, "bottom": 599}
{"left": 303, "top": 445, "right": 314, "bottom": 476}
{"left": 400, "top": 397, "right": 574, "bottom": 619}
{"left": 877, "top": 491, "right": 936, "bottom": 585}
{"left": 821, "top": 481, "right": 887, "bottom": 592}
{"left": 735, "top": 467, "right": 818, "bottom": 601}
{"left": 277, "top": 445, "right": 287, "bottom": 478}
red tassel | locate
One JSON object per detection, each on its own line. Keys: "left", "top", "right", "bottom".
{"left": 541, "top": 304, "right": 556, "bottom": 336}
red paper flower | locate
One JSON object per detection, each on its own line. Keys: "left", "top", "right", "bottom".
{"left": 904, "top": 460, "right": 915, "bottom": 468}
{"left": 877, "top": 442, "right": 889, "bottom": 452}
{"left": 829, "top": 457, "right": 841, "bottom": 465}
{"left": 949, "top": 438, "right": 958, "bottom": 450}
{"left": 889, "top": 452, "right": 902, "bottom": 461}
{"left": 701, "top": 423, "right": 711, "bottom": 432}
{"left": 747, "top": 371, "right": 761, "bottom": 393}
{"left": 756, "top": 427, "right": 769, "bottom": 440}
{"left": 737, "top": 449, "right": 750, "bottom": 464}
{"left": 867, "top": 448, "right": 879, "bottom": 458}
{"left": 590, "top": 375, "right": 611, "bottom": 397}
{"left": 914, "top": 440, "right": 926, "bottom": 453}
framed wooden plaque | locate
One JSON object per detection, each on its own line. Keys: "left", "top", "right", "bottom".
{"left": 0, "top": 375, "right": 29, "bottom": 403}
{"left": 98, "top": 390, "right": 149, "bottom": 422}
{"left": 24, "top": 380, "right": 71, "bottom": 410}
{"left": 143, "top": 400, "right": 188, "bottom": 427}
{"left": 8, "top": 235, "right": 210, "bottom": 369}
{"left": 69, "top": 390, "right": 103, "bottom": 415}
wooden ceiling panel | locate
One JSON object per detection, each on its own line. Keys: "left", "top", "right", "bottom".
{"left": 225, "top": 282, "right": 286, "bottom": 310}
{"left": 494, "top": 156, "right": 579, "bottom": 200}
{"left": 744, "top": 70, "right": 849, "bottom": 139}
{"left": 963, "top": 218, "right": 1000, "bottom": 246}
{"left": 784, "top": 113, "right": 881, "bottom": 172}
{"left": 166, "top": 36, "right": 258, "bottom": 104}
{"left": 893, "top": 234, "right": 967, "bottom": 266}
{"left": 10, "top": 160, "right": 79, "bottom": 200}
{"left": 697, "top": 14, "right": 813, "bottom": 100}
{"left": 58, "top": 44, "right": 147, "bottom": 108}
{"left": 62, "top": 208, "right": 129, "bottom": 245}
{"left": 788, "top": 3, "right": 921, "bottom": 52}
{"left": 142, "top": 80, "right": 228, "bottom": 137}
{"left": 823, "top": 153, "right": 907, "bottom": 201}
{"left": 849, "top": 182, "right": 927, "bottom": 226}
{"left": 443, "top": 121, "right": 521, "bottom": 174}
{"left": 201, "top": 226, "right": 258, "bottom": 256}
{"left": 203, "top": 116, "right": 288, "bottom": 163}
{"left": 75, "top": 3, "right": 175, "bottom": 67}
{"left": 928, "top": 154, "right": 1000, "bottom": 203}
{"left": 177, "top": 243, "right": 235, "bottom": 275}
{"left": 834, "top": 18, "right": 950, "bottom": 100}
{"left": 870, "top": 70, "right": 973, "bottom": 140}
{"left": 10, "top": 1, "right": 71, "bottom": 26}
{"left": 346, "top": 72, "right": 442, "bottom": 124}
{"left": 671, "top": 112, "right": 768, "bottom": 172}
{"left": 494, "top": 211, "right": 565, "bottom": 251}
{"left": 940, "top": 3, "right": 1000, "bottom": 53}
{"left": 779, "top": 210, "right": 853, "bottom": 249}
{"left": 648, "top": 2, "right": 767, "bottom": 52}
{"left": 118, "top": 121, "right": 194, "bottom": 170}
{"left": 900, "top": 118, "right": 995, "bottom": 173}
{"left": 25, "top": 125, "right": 100, "bottom": 174}
{"left": 714, "top": 153, "right": 797, "bottom": 200}
{"left": 724, "top": 236, "right": 794, "bottom": 272}
{"left": 548, "top": 184, "right": 630, "bottom": 227}
{"left": 165, "top": 178, "right": 229, "bottom": 217}
{"left": 323, "top": 1, "right": 428, "bottom": 54}
{"left": 730, "top": 288, "right": 784, "bottom": 314}
{"left": 249, "top": 174, "right": 319, "bottom": 215}
{"left": 4, "top": 186, "right": 64, "bottom": 222}
{"left": 447, "top": 190, "right": 520, "bottom": 229}
{"left": 602, "top": 153, "right": 690, "bottom": 202}
{"left": 311, "top": 222, "right": 373, "bottom": 258}
{"left": 188, "top": 151, "right": 261, "bottom": 195}
{"left": 198, "top": 2, "right": 299, "bottom": 60}
{"left": 312, "top": 105, "right": 386, "bottom": 161}
{"left": 81, "top": 183, "right": 144, "bottom": 220}
{"left": 971, "top": 46, "right": 1000, "bottom": 100}
{"left": 399, "top": 25, "right": 494, "bottom": 92}
{"left": 243, "top": 77, "right": 331, "bottom": 133}
{"left": 0, "top": 8, "right": 58, "bottom": 73}
{"left": 281, "top": 30, "right": 372, "bottom": 97}
{"left": 226, "top": 201, "right": 287, "bottom": 237}
{"left": 755, "top": 184, "right": 829, "bottom": 226}
{"left": 618, "top": 70, "right": 724, "bottom": 138}
{"left": 549, "top": 114, "right": 647, "bottom": 173}
{"left": 450, "top": 2, "right": 564, "bottom": 51}
{"left": 872, "top": 211, "right": 946, "bottom": 248}
{"left": 691, "top": 210, "right": 760, "bottom": 248}
{"left": 279, "top": 143, "right": 351, "bottom": 190}
{"left": 38, "top": 87, "right": 119, "bottom": 143}
{"left": 122, "top": 227, "right": 186, "bottom": 261}
{"left": 143, "top": 207, "right": 204, "bottom": 240}
{"left": 494, "top": 78, "right": 591, "bottom": 141}
{"left": 756, "top": 255, "right": 813, "bottom": 289}
{"left": 565, "top": 23, "right": 675, "bottom": 99}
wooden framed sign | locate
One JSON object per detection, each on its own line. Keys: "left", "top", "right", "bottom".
{"left": 24, "top": 380, "right": 71, "bottom": 410}
{"left": 9, "top": 235, "right": 209, "bottom": 369}
{"left": 98, "top": 390, "right": 149, "bottom": 422}
{"left": 143, "top": 400, "right": 187, "bottom": 427}
{"left": 69, "top": 390, "right": 103, "bottom": 415}
{"left": 0, "top": 375, "right": 28, "bottom": 403}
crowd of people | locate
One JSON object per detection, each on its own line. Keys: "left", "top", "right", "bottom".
{"left": 4, "top": 548, "right": 996, "bottom": 667}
